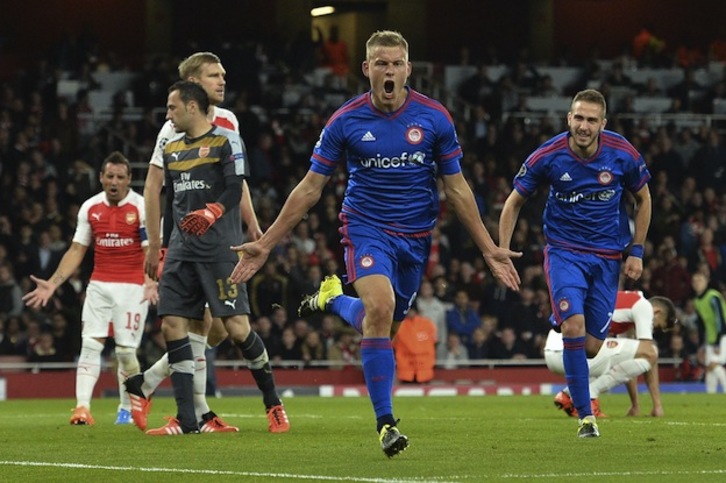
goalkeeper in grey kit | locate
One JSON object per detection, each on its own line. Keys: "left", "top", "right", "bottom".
{"left": 140, "top": 80, "right": 285, "bottom": 434}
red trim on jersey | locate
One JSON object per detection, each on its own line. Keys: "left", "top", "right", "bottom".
{"left": 526, "top": 137, "right": 568, "bottom": 167}
{"left": 600, "top": 132, "right": 640, "bottom": 159}
{"left": 327, "top": 96, "right": 368, "bottom": 127}
{"left": 410, "top": 90, "right": 455, "bottom": 124}
{"left": 311, "top": 152, "right": 338, "bottom": 167}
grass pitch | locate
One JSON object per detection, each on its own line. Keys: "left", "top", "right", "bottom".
{"left": 1, "top": 393, "right": 724, "bottom": 482}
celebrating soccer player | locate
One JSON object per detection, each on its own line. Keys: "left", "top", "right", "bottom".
{"left": 230, "top": 30, "right": 521, "bottom": 457}
{"left": 499, "top": 89, "right": 652, "bottom": 438}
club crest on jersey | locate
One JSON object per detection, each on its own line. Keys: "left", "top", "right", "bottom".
{"left": 598, "top": 170, "right": 613, "bottom": 185}
{"left": 406, "top": 127, "right": 424, "bottom": 145}
{"left": 125, "top": 212, "right": 137, "bottom": 225}
{"left": 359, "top": 255, "right": 374, "bottom": 269}
{"left": 558, "top": 298, "right": 570, "bottom": 313}
{"left": 606, "top": 340, "right": 619, "bottom": 349}
{"left": 199, "top": 146, "right": 210, "bottom": 158}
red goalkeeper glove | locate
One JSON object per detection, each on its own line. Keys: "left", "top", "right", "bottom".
{"left": 180, "top": 202, "right": 224, "bottom": 236}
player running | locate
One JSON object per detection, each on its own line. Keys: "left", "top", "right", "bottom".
{"left": 229, "top": 30, "right": 520, "bottom": 457}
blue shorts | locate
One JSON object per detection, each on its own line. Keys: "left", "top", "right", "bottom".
{"left": 544, "top": 246, "right": 620, "bottom": 340}
{"left": 339, "top": 216, "right": 431, "bottom": 321}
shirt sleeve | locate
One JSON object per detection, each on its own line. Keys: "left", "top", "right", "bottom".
{"left": 72, "top": 199, "right": 93, "bottom": 247}
{"left": 631, "top": 297, "right": 655, "bottom": 340}
{"left": 149, "top": 121, "right": 175, "bottom": 169}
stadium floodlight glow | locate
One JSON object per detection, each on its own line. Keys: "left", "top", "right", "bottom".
{"left": 311, "top": 6, "right": 335, "bottom": 17}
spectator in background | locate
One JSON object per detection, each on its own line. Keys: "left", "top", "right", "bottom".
{"left": 415, "top": 279, "right": 448, "bottom": 357}
{"left": 328, "top": 326, "right": 360, "bottom": 369}
{"left": 488, "top": 326, "right": 528, "bottom": 360}
{"left": 669, "top": 68, "right": 704, "bottom": 112}
{"left": 300, "top": 330, "right": 327, "bottom": 366}
{"left": 441, "top": 333, "right": 469, "bottom": 369}
{"left": 0, "top": 315, "right": 28, "bottom": 356}
{"left": 651, "top": 135, "right": 686, "bottom": 190}
{"left": 278, "top": 326, "right": 303, "bottom": 363}
{"left": 29, "top": 230, "right": 63, "bottom": 280}
{"left": 249, "top": 262, "right": 288, "bottom": 318}
{"left": 652, "top": 238, "right": 692, "bottom": 306}
{"left": 691, "top": 129, "right": 726, "bottom": 192}
{"left": 605, "top": 62, "right": 632, "bottom": 89}
{"left": 458, "top": 64, "right": 495, "bottom": 107}
{"left": 446, "top": 289, "right": 481, "bottom": 347}
{"left": 28, "top": 330, "right": 64, "bottom": 365}
{"left": 0, "top": 262, "right": 24, "bottom": 317}
{"left": 254, "top": 315, "right": 281, "bottom": 361}
{"left": 696, "top": 227, "right": 723, "bottom": 280}
{"left": 467, "top": 325, "right": 493, "bottom": 360}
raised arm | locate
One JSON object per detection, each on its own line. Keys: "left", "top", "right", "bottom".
{"left": 23, "top": 242, "right": 88, "bottom": 309}
{"left": 230, "top": 170, "right": 330, "bottom": 283}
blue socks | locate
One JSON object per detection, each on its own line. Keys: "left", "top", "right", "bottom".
{"left": 329, "top": 295, "right": 365, "bottom": 334}
{"left": 562, "top": 336, "right": 592, "bottom": 418}
{"left": 361, "top": 337, "right": 396, "bottom": 431}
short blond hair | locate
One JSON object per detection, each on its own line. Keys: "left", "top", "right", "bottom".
{"left": 178, "top": 52, "right": 221, "bottom": 80}
{"left": 365, "top": 30, "right": 408, "bottom": 61}
{"left": 572, "top": 89, "right": 607, "bottom": 116}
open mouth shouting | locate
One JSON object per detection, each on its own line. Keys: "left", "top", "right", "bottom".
{"left": 383, "top": 80, "right": 395, "bottom": 99}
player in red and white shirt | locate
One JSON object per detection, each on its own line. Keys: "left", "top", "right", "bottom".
{"left": 546, "top": 291, "right": 677, "bottom": 417}
{"left": 128, "top": 52, "right": 288, "bottom": 435}
{"left": 23, "top": 152, "right": 156, "bottom": 426}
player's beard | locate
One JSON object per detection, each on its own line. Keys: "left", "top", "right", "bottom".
{"left": 570, "top": 128, "right": 597, "bottom": 153}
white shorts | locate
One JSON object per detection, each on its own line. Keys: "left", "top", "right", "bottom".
{"left": 544, "top": 330, "right": 639, "bottom": 376}
{"left": 81, "top": 280, "right": 148, "bottom": 348}
{"left": 705, "top": 335, "right": 726, "bottom": 365}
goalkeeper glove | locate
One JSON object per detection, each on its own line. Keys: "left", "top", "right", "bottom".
{"left": 180, "top": 202, "right": 224, "bottom": 236}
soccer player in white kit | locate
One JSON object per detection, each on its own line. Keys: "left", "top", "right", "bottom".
{"left": 546, "top": 291, "right": 676, "bottom": 417}
{"left": 23, "top": 152, "right": 156, "bottom": 425}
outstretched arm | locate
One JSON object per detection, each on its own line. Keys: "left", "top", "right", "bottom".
{"left": 230, "top": 170, "right": 330, "bottom": 282}
{"left": 442, "top": 172, "right": 521, "bottom": 291}
{"left": 23, "top": 242, "right": 88, "bottom": 309}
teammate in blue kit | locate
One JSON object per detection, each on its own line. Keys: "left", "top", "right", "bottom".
{"left": 498, "top": 89, "right": 652, "bottom": 438}
{"left": 229, "top": 30, "right": 521, "bottom": 457}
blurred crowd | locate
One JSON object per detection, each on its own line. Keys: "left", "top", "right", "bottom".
{"left": 0, "top": 29, "right": 725, "bottom": 382}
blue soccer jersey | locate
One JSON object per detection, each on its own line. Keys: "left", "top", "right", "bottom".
{"left": 513, "top": 130, "right": 650, "bottom": 256}
{"left": 311, "top": 88, "right": 462, "bottom": 233}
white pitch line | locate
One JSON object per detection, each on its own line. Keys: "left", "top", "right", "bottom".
{"left": 0, "top": 461, "right": 464, "bottom": 483}
{"left": 500, "top": 469, "right": 726, "bottom": 479}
